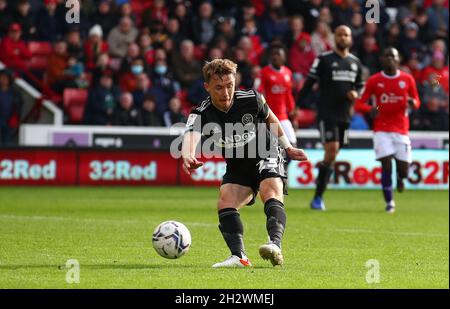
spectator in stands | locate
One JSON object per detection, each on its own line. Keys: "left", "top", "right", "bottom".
{"left": 91, "top": 52, "right": 111, "bottom": 86}
{"left": 239, "top": 17, "right": 263, "bottom": 49}
{"left": 171, "top": 39, "right": 202, "bottom": 89}
{"left": 311, "top": 21, "right": 334, "bottom": 56}
{"left": 358, "top": 36, "right": 381, "bottom": 75}
{"left": 83, "top": 70, "right": 119, "bottom": 125}
{"left": 119, "top": 57, "right": 145, "bottom": 93}
{"left": 426, "top": 0, "right": 449, "bottom": 36}
{"left": 119, "top": 43, "right": 143, "bottom": 74}
{"left": 187, "top": 77, "right": 209, "bottom": 106}
{"left": 46, "top": 40, "right": 72, "bottom": 93}
{"left": 35, "top": 0, "right": 60, "bottom": 42}
{"left": 413, "top": 97, "right": 449, "bottom": 131}
{"left": 297, "top": 0, "right": 322, "bottom": 33}
{"left": 142, "top": 95, "right": 163, "bottom": 127}
{"left": 132, "top": 73, "right": 151, "bottom": 111}
{"left": 13, "top": 0, "right": 36, "bottom": 41}
{"left": 215, "top": 16, "right": 236, "bottom": 46}
{"left": 172, "top": 2, "right": 191, "bottom": 39}
{"left": 115, "top": 1, "right": 137, "bottom": 26}
{"left": 288, "top": 32, "right": 316, "bottom": 81}
{"left": 283, "top": 15, "right": 306, "bottom": 49}
{"left": 237, "top": 35, "right": 263, "bottom": 66}
{"left": 399, "top": 22, "right": 425, "bottom": 62}
{"left": 421, "top": 68, "right": 449, "bottom": 106}
{"left": 107, "top": 16, "right": 138, "bottom": 58}
{"left": 148, "top": 20, "right": 169, "bottom": 48}
{"left": 385, "top": 22, "right": 401, "bottom": 51}
{"left": 84, "top": 24, "right": 108, "bottom": 71}
{"left": 331, "top": 0, "right": 356, "bottom": 28}
{"left": 0, "top": 69, "right": 22, "bottom": 145}
{"left": 414, "top": 8, "right": 433, "bottom": 44}
{"left": 66, "top": 55, "right": 88, "bottom": 89}
{"left": 0, "top": 0, "right": 14, "bottom": 38}
{"left": 318, "top": 6, "right": 334, "bottom": 27}
{"left": 92, "top": 0, "right": 116, "bottom": 38}
{"left": 163, "top": 97, "right": 186, "bottom": 127}
{"left": 142, "top": 0, "right": 168, "bottom": 27}
{"left": 137, "top": 32, "right": 155, "bottom": 66}
{"left": 150, "top": 56, "right": 181, "bottom": 115}
{"left": 421, "top": 50, "right": 449, "bottom": 94}
{"left": 190, "top": 1, "right": 216, "bottom": 47}
{"left": 65, "top": 27, "right": 84, "bottom": 61}
{"left": 0, "top": 23, "right": 31, "bottom": 72}
{"left": 354, "top": 22, "right": 384, "bottom": 55}
{"left": 112, "top": 92, "right": 143, "bottom": 126}
{"left": 232, "top": 46, "right": 253, "bottom": 89}
{"left": 261, "top": 0, "right": 289, "bottom": 44}
{"left": 349, "top": 12, "right": 364, "bottom": 39}
{"left": 165, "top": 16, "right": 186, "bottom": 47}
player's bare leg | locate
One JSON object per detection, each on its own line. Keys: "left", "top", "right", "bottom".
{"left": 380, "top": 156, "right": 396, "bottom": 213}
{"left": 258, "top": 177, "right": 285, "bottom": 266}
{"left": 212, "top": 184, "right": 254, "bottom": 268}
{"left": 395, "top": 159, "right": 409, "bottom": 193}
{"left": 311, "top": 142, "right": 339, "bottom": 210}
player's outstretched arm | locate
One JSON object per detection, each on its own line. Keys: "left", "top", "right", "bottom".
{"left": 181, "top": 131, "right": 203, "bottom": 175}
{"left": 265, "top": 110, "right": 308, "bottom": 162}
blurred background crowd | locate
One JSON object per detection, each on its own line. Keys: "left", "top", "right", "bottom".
{"left": 0, "top": 0, "right": 448, "bottom": 138}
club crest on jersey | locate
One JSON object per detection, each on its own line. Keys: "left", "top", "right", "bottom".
{"left": 351, "top": 63, "right": 358, "bottom": 71}
{"left": 398, "top": 81, "right": 406, "bottom": 88}
{"left": 242, "top": 113, "right": 254, "bottom": 125}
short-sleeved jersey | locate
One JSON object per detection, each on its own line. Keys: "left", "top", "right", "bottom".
{"left": 355, "top": 70, "right": 421, "bottom": 135}
{"left": 308, "top": 51, "right": 364, "bottom": 123}
{"left": 258, "top": 65, "right": 295, "bottom": 121}
{"left": 185, "top": 89, "right": 277, "bottom": 165}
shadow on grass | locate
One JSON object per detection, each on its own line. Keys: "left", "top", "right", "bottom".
{"left": 0, "top": 264, "right": 277, "bottom": 271}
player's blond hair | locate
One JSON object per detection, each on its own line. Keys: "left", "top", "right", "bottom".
{"left": 202, "top": 59, "right": 237, "bottom": 83}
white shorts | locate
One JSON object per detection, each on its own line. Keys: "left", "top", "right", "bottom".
{"left": 373, "top": 132, "right": 412, "bottom": 163}
{"left": 280, "top": 119, "right": 297, "bottom": 146}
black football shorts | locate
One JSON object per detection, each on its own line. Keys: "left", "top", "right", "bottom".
{"left": 221, "top": 149, "right": 288, "bottom": 206}
{"left": 318, "top": 119, "right": 350, "bottom": 146}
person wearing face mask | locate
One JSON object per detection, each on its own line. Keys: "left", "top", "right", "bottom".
{"left": 149, "top": 59, "right": 181, "bottom": 115}
{"left": 119, "top": 58, "right": 146, "bottom": 92}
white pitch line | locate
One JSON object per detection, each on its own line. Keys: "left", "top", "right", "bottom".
{"left": 0, "top": 215, "right": 446, "bottom": 237}
{"left": 0, "top": 214, "right": 216, "bottom": 228}
{"left": 332, "top": 228, "right": 448, "bottom": 238}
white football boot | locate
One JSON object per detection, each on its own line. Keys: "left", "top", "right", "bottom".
{"left": 212, "top": 254, "right": 252, "bottom": 268}
{"left": 259, "top": 240, "right": 284, "bottom": 266}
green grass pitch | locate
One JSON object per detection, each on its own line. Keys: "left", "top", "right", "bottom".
{"left": 0, "top": 187, "right": 448, "bottom": 289}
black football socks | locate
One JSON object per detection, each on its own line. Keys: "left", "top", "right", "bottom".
{"left": 264, "top": 198, "right": 286, "bottom": 249}
{"left": 381, "top": 169, "right": 393, "bottom": 204}
{"left": 315, "top": 162, "right": 334, "bottom": 198}
{"left": 218, "top": 208, "right": 245, "bottom": 258}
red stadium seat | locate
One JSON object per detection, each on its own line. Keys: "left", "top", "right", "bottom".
{"left": 296, "top": 109, "right": 317, "bottom": 128}
{"left": 27, "top": 56, "right": 49, "bottom": 71}
{"left": 63, "top": 88, "right": 88, "bottom": 124}
{"left": 28, "top": 41, "right": 53, "bottom": 56}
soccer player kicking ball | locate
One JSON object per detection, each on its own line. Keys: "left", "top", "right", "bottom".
{"left": 181, "top": 59, "right": 308, "bottom": 267}
{"left": 355, "top": 47, "right": 420, "bottom": 213}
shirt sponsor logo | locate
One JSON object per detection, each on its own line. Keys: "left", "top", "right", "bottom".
{"left": 332, "top": 70, "right": 357, "bottom": 82}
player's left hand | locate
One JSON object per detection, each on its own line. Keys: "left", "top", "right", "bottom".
{"left": 285, "top": 147, "right": 308, "bottom": 161}
{"left": 347, "top": 90, "right": 358, "bottom": 102}
{"left": 407, "top": 97, "right": 416, "bottom": 108}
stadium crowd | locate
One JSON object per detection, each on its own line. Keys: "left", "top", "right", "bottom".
{"left": 0, "top": 0, "right": 448, "bottom": 139}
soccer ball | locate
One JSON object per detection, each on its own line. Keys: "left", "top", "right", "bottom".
{"left": 152, "top": 221, "right": 191, "bottom": 259}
